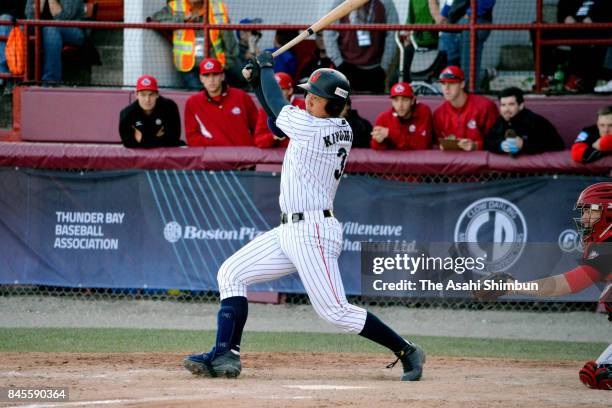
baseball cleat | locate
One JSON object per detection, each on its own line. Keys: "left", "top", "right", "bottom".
{"left": 184, "top": 347, "right": 241, "bottom": 378}
{"left": 387, "top": 342, "right": 426, "bottom": 381}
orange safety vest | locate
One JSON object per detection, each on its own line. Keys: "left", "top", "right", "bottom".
{"left": 168, "top": 0, "right": 229, "bottom": 72}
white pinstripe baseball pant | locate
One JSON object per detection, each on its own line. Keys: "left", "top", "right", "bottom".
{"left": 218, "top": 212, "right": 367, "bottom": 333}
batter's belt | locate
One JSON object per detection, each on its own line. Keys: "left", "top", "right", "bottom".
{"left": 280, "top": 210, "right": 334, "bottom": 224}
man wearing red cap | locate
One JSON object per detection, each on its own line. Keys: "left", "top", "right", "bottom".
{"left": 184, "top": 58, "right": 258, "bottom": 146}
{"left": 254, "top": 72, "right": 305, "bottom": 148}
{"left": 119, "top": 75, "right": 183, "bottom": 148}
{"left": 433, "top": 66, "right": 498, "bottom": 151}
{"left": 370, "top": 82, "right": 433, "bottom": 150}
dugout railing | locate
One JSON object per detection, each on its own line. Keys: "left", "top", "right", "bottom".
{"left": 0, "top": 0, "right": 611, "bottom": 92}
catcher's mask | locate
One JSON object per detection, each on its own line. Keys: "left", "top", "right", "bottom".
{"left": 573, "top": 182, "right": 612, "bottom": 245}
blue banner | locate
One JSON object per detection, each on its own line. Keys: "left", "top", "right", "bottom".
{"left": 0, "top": 168, "right": 606, "bottom": 301}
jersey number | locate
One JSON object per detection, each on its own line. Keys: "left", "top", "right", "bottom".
{"left": 334, "top": 148, "right": 347, "bottom": 180}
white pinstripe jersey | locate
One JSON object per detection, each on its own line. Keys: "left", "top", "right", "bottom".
{"left": 275, "top": 105, "right": 353, "bottom": 213}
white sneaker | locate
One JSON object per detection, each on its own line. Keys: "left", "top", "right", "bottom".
{"left": 594, "top": 80, "right": 612, "bottom": 93}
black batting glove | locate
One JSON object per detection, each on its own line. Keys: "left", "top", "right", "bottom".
{"left": 256, "top": 51, "right": 274, "bottom": 68}
{"left": 242, "top": 59, "right": 260, "bottom": 83}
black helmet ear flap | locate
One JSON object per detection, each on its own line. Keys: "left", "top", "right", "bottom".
{"left": 325, "top": 98, "right": 347, "bottom": 117}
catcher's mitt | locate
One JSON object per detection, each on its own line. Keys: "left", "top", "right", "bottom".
{"left": 472, "top": 272, "right": 515, "bottom": 301}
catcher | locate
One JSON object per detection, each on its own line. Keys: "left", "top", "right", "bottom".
{"left": 474, "top": 182, "right": 611, "bottom": 390}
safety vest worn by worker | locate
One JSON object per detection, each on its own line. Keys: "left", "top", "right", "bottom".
{"left": 168, "top": 0, "right": 229, "bottom": 72}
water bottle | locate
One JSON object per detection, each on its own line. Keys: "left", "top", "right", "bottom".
{"left": 553, "top": 65, "right": 565, "bottom": 92}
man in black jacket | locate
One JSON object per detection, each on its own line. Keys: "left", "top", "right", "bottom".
{"left": 119, "top": 75, "right": 184, "bottom": 148}
{"left": 484, "top": 87, "right": 565, "bottom": 156}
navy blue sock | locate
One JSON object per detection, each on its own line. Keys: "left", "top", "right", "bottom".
{"left": 220, "top": 296, "right": 248, "bottom": 352}
{"left": 358, "top": 311, "right": 407, "bottom": 353}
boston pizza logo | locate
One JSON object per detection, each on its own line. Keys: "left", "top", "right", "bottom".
{"left": 467, "top": 119, "right": 477, "bottom": 129}
{"left": 164, "top": 221, "right": 182, "bottom": 243}
{"left": 310, "top": 71, "right": 322, "bottom": 83}
{"left": 141, "top": 78, "right": 151, "bottom": 86}
{"left": 394, "top": 84, "right": 405, "bottom": 93}
{"left": 204, "top": 61, "right": 214, "bottom": 71}
{"left": 454, "top": 197, "right": 527, "bottom": 271}
{"left": 231, "top": 107, "right": 242, "bottom": 115}
{"left": 409, "top": 124, "right": 416, "bottom": 133}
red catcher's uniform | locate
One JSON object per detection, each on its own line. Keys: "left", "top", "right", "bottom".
{"left": 185, "top": 86, "right": 258, "bottom": 146}
{"left": 370, "top": 103, "right": 433, "bottom": 150}
{"left": 254, "top": 96, "right": 306, "bottom": 148}
{"left": 564, "top": 238, "right": 612, "bottom": 296}
{"left": 433, "top": 94, "right": 498, "bottom": 149}
{"left": 571, "top": 125, "right": 612, "bottom": 163}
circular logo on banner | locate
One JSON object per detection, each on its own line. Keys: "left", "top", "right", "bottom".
{"left": 558, "top": 229, "right": 582, "bottom": 253}
{"left": 164, "top": 221, "right": 182, "bottom": 243}
{"left": 454, "top": 197, "right": 527, "bottom": 272}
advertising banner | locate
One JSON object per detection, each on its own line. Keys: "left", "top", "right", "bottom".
{"left": 0, "top": 168, "right": 606, "bottom": 301}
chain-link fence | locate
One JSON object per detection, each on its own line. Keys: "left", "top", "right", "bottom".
{"left": 4, "top": 0, "right": 610, "bottom": 94}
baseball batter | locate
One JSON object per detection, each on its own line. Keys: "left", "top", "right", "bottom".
{"left": 183, "top": 52, "right": 425, "bottom": 381}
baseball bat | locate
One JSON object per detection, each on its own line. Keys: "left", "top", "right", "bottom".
{"left": 272, "top": 0, "right": 370, "bottom": 58}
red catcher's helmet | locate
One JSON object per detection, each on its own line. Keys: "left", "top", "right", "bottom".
{"left": 573, "top": 182, "right": 612, "bottom": 244}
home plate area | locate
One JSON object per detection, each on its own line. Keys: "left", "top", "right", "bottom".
{"left": 0, "top": 352, "right": 609, "bottom": 408}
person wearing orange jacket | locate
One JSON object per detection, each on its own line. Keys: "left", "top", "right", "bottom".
{"left": 433, "top": 66, "right": 498, "bottom": 151}
{"left": 571, "top": 106, "right": 612, "bottom": 164}
{"left": 370, "top": 82, "right": 433, "bottom": 150}
{"left": 184, "top": 58, "right": 258, "bottom": 146}
{"left": 254, "top": 72, "right": 305, "bottom": 148}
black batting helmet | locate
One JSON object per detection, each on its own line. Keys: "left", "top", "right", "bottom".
{"left": 298, "top": 68, "right": 351, "bottom": 116}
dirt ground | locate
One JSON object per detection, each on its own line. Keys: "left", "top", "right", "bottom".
{"left": 0, "top": 352, "right": 609, "bottom": 408}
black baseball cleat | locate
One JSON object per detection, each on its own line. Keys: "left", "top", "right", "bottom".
{"left": 387, "top": 342, "right": 426, "bottom": 381}
{"left": 184, "top": 347, "right": 241, "bottom": 378}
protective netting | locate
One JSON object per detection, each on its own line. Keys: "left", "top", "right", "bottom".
{"left": 0, "top": 170, "right": 602, "bottom": 313}
{"left": 9, "top": 0, "right": 610, "bottom": 93}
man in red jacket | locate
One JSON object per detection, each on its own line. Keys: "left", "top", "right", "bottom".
{"left": 370, "top": 82, "right": 433, "bottom": 150}
{"left": 254, "top": 72, "right": 305, "bottom": 148}
{"left": 184, "top": 58, "right": 258, "bottom": 146}
{"left": 433, "top": 66, "right": 498, "bottom": 151}
{"left": 571, "top": 106, "right": 612, "bottom": 163}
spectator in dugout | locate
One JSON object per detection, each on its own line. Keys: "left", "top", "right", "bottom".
{"left": 484, "top": 87, "right": 565, "bottom": 156}
{"left": 323, "top": 0, "right": 399, "bottom": 94}
{"left": 370, "top": 82, "right": 433, "bottom": 150}
{"left": 184, "top": 58, "right": 258, "bottom": 147}
{"left": 571, "top": 105, "right": 612, "bottom": 164}
{"left": 341, "top": 97, "right": 373, "bottom": 148}
{"left": 433, "top": 66, "right": 497, "bottom": 151}
{"left": 119, "top": 75, "right": 183, "bottom": 148}
{"left": 264, "top": 28, "right": 299, "bottom": 79}
{"left": 254, "top": 72, "right": 305, "bottom": 148}
{"left": 25, "top": 0, "right": 84, "bottom": 83}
